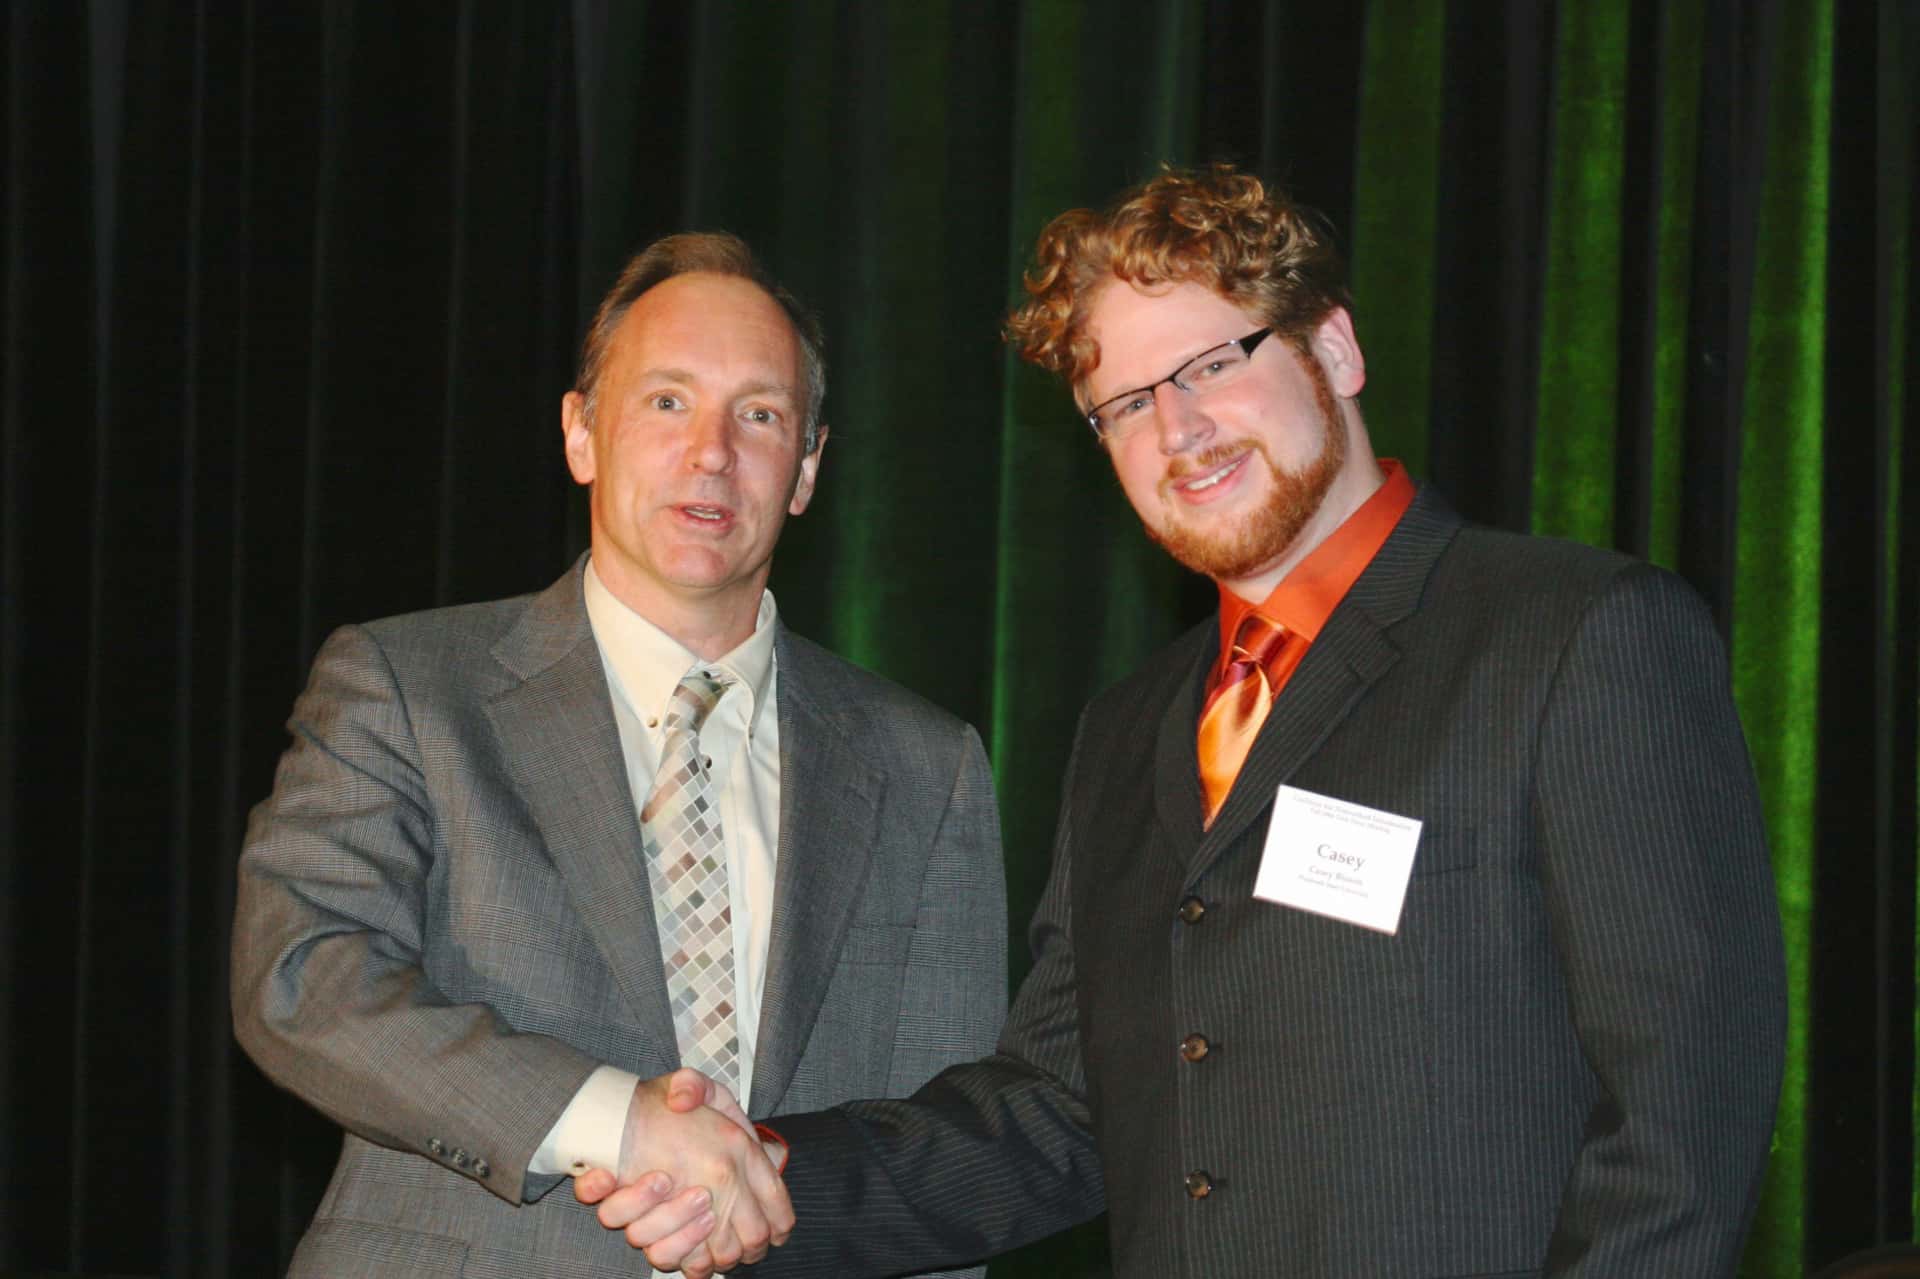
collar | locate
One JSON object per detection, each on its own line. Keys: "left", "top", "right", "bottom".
{"left": 1214, "top": 458, "right": 1415, "bottom": 666}
{"left": 582, "top": 558, "right": 778, "bottom": 732}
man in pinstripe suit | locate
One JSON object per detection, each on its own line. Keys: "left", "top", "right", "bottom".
{"left": 588, "top": 168, "right": 1786, "bottom": 1277}
{"left": 231, "top": 233, "right": 1003, "bottom": 1277}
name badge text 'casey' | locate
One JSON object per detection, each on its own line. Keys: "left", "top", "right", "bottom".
{"left": 1315, "top": 843, "right": 1365, "bottom": 871}
{"left": 1254, "top": 786, "right": 1422, "bottom": 934}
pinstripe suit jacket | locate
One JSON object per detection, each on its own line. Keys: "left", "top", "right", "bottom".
{"left": 231, "top": 561, "right": 1005, "bottom": 1277}
{"left": 767, "top": 487, "right": 1786, "bottom": 1278}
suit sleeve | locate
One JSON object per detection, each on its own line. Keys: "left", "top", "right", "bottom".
{"left": 757, "top": 721, "right": 1107, "bottom": 1276}
{"left": 230, "top": 624, "right": 600, "bottom": 1206}
{"left": 1533, "top": 565, "right": 1786, "bottom": 1274}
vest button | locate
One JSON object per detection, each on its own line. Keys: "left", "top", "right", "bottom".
{"left": 1178, "top": 896, "right": 1206, "bottom": 924}
{"left": 1180, "top": 1033, "right": 1211, "bottom": 1062}
{"left": 1185, "top": 1170, "right": 1213, "bottom": 1198}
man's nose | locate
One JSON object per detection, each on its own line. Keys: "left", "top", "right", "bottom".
{"left": 686, "top": 408, "right": 735, "bottom": 471}
{"left": 1154, "top": 381, "right": 1214, "bottom": 454}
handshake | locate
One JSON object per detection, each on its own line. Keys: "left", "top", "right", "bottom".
{"left": 573, "top": 1068, "right": 796, "bottom": 1277}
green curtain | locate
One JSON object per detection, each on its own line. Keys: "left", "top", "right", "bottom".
{"left": 1734, "top": 2, "right": 1828, "bottom": 1266}
{"left": 2, "top": 2, "right": 1914, "bottom": 1274}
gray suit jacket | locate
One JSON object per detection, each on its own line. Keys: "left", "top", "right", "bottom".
{"left": 231, "top": 561, "right": 1005, "bottom": 1277}
{"left": 767, "top": 487, "right": 1786, "bottom": 1278}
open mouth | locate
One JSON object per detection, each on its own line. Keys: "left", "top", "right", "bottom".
{"left": 675, "top": 503, "right": 735, "bottom": 529}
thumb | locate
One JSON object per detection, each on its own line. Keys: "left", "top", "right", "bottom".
{"left": 664, "top": 1066, "right": 714, "bottom": 1113}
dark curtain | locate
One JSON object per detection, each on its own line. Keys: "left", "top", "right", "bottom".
{"left": 2, "top": 2, "right": 1914, "bottom": 1275}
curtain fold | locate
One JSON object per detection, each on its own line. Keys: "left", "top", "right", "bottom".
{"left": 1737, "top": 0, "right": 1828, "bottom": 1265}
{"left": 2, "top": 3, "right": 1913, "bottom": 1274}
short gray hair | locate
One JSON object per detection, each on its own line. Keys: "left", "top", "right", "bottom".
{"left": 575, "top": 231, "right": 826, "bottom": 453}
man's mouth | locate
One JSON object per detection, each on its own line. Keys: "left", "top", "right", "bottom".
{"left": 1171, "top": 450, "right": 1251, "bottom": 499}
{"left": 675, "top": 503, "right": 735, "bottom": 527}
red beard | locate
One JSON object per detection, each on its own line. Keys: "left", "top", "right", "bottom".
{"left": 1144, "top": 357, "right": 1348, "bottom": 582}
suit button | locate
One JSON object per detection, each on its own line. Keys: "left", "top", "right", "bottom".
{"left": 473, "top": 1158, "right": 491, "bottom": 1178}
{"left": 1178, "top": 896, "right": 1206, "bottom": 924}
{"left": 426, "top": 1137, "right": 445, "bottom": 1156}
{"left": 1180, "top": 1033, "right": 1210, "bottom": 1062}
{"left": 1185, "top": 1170, "right": 1213, "bottom": 1199}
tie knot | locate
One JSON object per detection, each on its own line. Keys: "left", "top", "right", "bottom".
{"left": 664, "top": 669, "right": 731, "bottom": 736}
{"left": 1230, "top": 613, "right": 1289, "bottom": 668}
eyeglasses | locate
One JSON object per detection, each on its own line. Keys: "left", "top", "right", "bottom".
{"left": 1083, "top": 327, "right": 1276, "bottom": 442}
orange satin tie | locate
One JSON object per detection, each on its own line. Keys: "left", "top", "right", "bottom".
{"left": 1196, "top": 612, "right": 1302, "bottom": 828}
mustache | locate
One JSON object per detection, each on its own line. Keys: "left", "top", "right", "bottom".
{"left": 1166, "top": 440, "right": 1264, "bottom": 482}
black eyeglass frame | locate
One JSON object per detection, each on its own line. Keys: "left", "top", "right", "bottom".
{"left": 1082, "top": 326, "right": 1277, "bottom": 441}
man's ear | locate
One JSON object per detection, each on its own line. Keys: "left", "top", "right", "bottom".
{"left": 1310, "top": 308, "right": 1366, "bottom": 399}
{"left": 789, "top": 422, "right": 829, "bottom": 516}
{"left": 561, "top": 390, "right": 595, "bottom": 485}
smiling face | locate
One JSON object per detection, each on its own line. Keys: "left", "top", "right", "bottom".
{"left": 1082, "top": 277, "right": 1377, "bottom": 600}
{"left": 562, "top": 272, "right": 824, "bottom": 655}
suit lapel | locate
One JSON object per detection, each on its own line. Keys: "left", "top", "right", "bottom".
{"left": 1151, "top": 623, "right": 1216, "bottom": 871}
{"left": 1191, "top": 608, "right": 1399, "bottom": 874}
{"left": 749, "top": 629, "right": 885, "bottom": 1117}
{"left": 1187, "top": 487, "right": 1464, "bottom": 881}
{"left": 484, "top": 561, "right": 680, "bottom": 1057}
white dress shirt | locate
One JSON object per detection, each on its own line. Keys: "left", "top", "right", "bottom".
{"left": 530, "top": 560, "right": 783, "bottom": 1179}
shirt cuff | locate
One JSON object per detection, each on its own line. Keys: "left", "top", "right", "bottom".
{"left": 529, "top": 1064, "right": 640, "bottom": 1176}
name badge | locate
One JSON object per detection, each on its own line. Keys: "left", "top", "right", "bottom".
{"left": 1252, "top": 785, "right": 1424, "bottom": 934}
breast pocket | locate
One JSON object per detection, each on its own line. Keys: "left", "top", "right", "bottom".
{"left": 1410, "top": 816, "right": 1478, "bottom": 877}
{"left": 1398, "top": 816, "right": 1481, "bottom": 949}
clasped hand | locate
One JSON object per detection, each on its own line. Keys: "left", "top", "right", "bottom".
{"left": 573, "top": 1068, "right": 790, "bottom": 1276}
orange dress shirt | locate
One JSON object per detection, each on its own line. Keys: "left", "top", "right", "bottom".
{"left": 1207, "top": 459, "right": 1416, "bottom": 703}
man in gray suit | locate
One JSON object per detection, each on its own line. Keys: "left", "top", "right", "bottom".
{"left": 587, "top": 166, "right": 1787, "bottom": 1276}
{"left": 231, "top": 232, "right": 1005, "bottom": 1277}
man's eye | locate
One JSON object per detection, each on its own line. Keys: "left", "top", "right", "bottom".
{"left": 1114, "top": 394, "right": 1152, "bottom": 419}
{"left": 650, "top": 393, "right": 684, "bottom": 412}
{"left": 1189, "top": 359, "right": 1231, "bottom": 381}
{"left": 743, "top": 407, "right": 778, "bottom": 425}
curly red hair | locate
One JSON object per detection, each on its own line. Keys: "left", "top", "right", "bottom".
{"left": 1005, "top": 164, "right": 1352, "bottom": 389}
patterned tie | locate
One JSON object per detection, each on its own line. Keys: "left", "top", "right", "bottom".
{"left": 641, "top": 670, "right": 739, "bottom": 1095}
{"left": 1196, "top": 612, "right": 1302, "bottom": 828}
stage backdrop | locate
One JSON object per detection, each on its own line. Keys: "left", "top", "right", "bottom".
{"left": 3, "top": 1, "right": 1915, "bottom": 1274}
